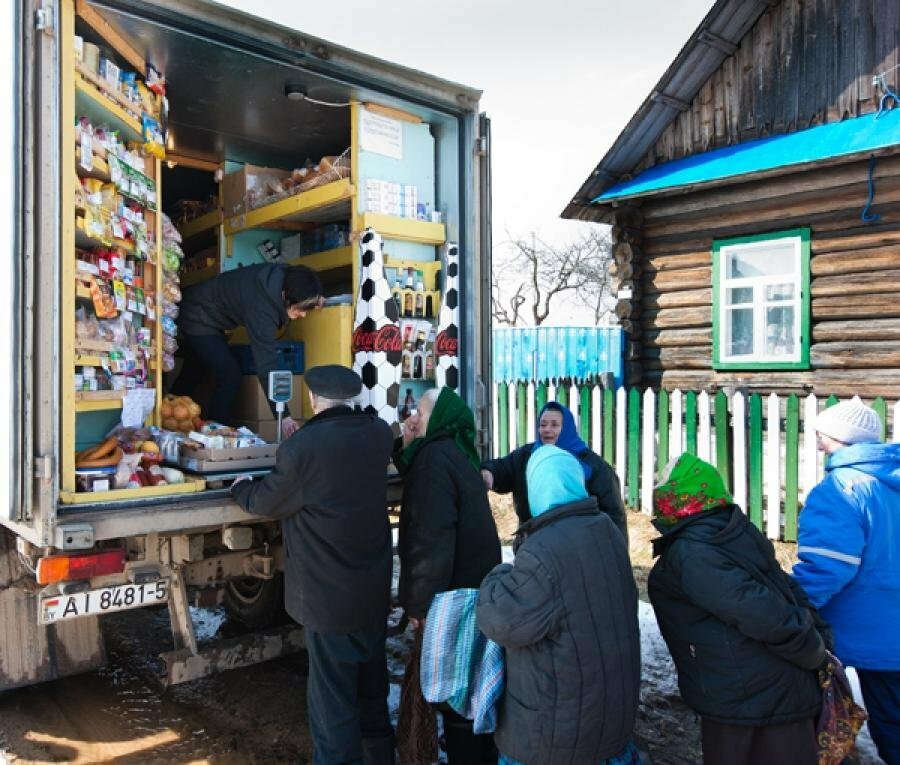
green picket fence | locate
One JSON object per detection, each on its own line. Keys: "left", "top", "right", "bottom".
{"left": 491, "top": 382, "right": 899, "bottom": 542}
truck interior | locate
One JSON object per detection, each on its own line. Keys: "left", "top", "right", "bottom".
{"left": 64, "top": 0, "right": 469, "bottom": 515}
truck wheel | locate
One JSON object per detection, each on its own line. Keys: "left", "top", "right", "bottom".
{"left": 223, "top": 573, "right": 285, "bottom": 629}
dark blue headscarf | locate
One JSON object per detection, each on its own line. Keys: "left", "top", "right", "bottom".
{"left": 532, "top": 402, "right": 593, "bottom": 480}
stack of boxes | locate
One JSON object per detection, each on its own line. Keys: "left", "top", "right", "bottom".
{"left": 364, "top": 179, "right": 423, "bottom": 220}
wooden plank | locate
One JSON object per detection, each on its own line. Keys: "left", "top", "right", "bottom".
{"left": 644, "top": 328, "right": 713, "bottom": 348}
{"left": 732, "top": 392, "right": 748, "bottom": 514}
{"left": 872, "top": 397, "right": 888, "bottom": 442}
{"left": 748, "top": 393, "right": 764, "bottom": 529}
{"left": 642, "top": 305, "right": 712, "bottom": 329}
{"left": 698, "top": 391, "right": 712, "bottom": 462}
{"left": 714, "top": 390, "right": 730, "bottom": 490}
{"left": 591, "top": 386, "right": 603, "bottom": 455}
{"left": 615, "top": 387, "right": 627, "bottom": 496}
{"left": 603, "top": 387, "right": 616, "bottom": 465}
{"left": 812, "top": 270, "right": 900, "bottom": 297}
{"left": 645, "top": 250, "right": 712, "bottom": 272}
{"left": 836, "top": 0, "right": 857, "bottom": 120}
{"left": 509, "top": 383, "right": 519, "bottom": 453}
{"left": 812, "top": 248, "right": 900, "bottom": 276}
{"left": 644, "top": 266, "right": 710, "bottom": 292}
{"left": 854, "top": 0, "right": 876, "bottom": 111}
{"left": 497, "top": 383, "right": 509, "bottom": 457}
{"left": 811, "top": 228, "right": 900, "bottom": 254}
{"left": 535, "top": 381, "right": 548, "bottom": 414}
{"left": 75, "top": 0, "right": 145, "bottom": 73}
{"left": 580, "top": 385, "right": 591, "bottom": 446}
{"left": 812, "top": 296, "right": 900, "bottom": 321}
{"left": 641, "top": 289, "right": 712, "bottom": 310}
{"left": 362, "top": 102, "right": 422, "bottom": 124}
{"left": 685, "top": 391, "right": 698, "bottom": 456}
{"left": 802, "top": 394, "right": 820, "bottom": 502}
{"left": 894, "top": 400, "right": 900, "bottom": 442}
{"left": 765, "top": 393, "right": 781, "bottom": 540}
{"left": 783, "top": 394, "right": 800, "bottom": 541}
{"left": 656, "top": 389, "right": 670, "bottom": 475}
{"left": 557, "top": 383, "right": 569, "bottom": 408}
{"left": 526, "top": 382, "right": 536, "bottom": 447}
{"left": 627, "top": 388, "right": 641, "bottom": 509}
{"left": 516, "top": 383, "right": 527, "bottom": 449}
{"left": 811, "top": 340, "right": 900, "bottom": 368}
{"left": 780, "top": 0, "right": 802, "bottom": 131}
{"left": 491, "top": 383, "right": 500, "bottom": 458}
{"left": 669, "top": 388, "right": 684, "bottom": 458}
{"left": 641, "top": 388, "right": 656, "bottom": 514}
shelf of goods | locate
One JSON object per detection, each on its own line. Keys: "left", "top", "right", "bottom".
{"left": 289, "top": 245, "right": 354, "bottom": 273}
{"left": 360, "top": 213, "right": 445, "bottom": 246}
{"left": 178, "top": 209, "right": 223, "bottom": 240}
{"left": 63, "top": 0, "right": 168, "bottom": 502}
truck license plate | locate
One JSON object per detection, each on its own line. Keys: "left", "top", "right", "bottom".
{"left": 39, "top": 579, "right": 169, "bottom": 624}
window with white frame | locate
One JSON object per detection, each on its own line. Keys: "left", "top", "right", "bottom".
{"left": 712, "top": 229, "right": 810, "bottom": 369}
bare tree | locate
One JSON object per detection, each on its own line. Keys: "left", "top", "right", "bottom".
{"left": 491, "top": 228, "right": 613, "bottom": 326}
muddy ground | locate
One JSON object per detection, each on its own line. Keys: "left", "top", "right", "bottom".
{"left": 0, "top": 502, "right": 881, "bottom": 765}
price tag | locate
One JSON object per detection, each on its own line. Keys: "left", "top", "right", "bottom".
{"left": 79, "top": 131, "right": 93, "bottom": 172}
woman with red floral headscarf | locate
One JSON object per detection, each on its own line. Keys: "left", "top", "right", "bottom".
{"left": 648, "top": 453, "right": 831, "bottom": 765}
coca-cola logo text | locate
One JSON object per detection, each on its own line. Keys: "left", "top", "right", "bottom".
{"left": 353, "top": 324, "right": 402, "bottom": 354}
{"left": 435, "top": 330, "right": 459, "bottom": 357}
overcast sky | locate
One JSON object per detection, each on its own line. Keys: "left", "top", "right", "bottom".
{"left": 218, "top": 0, "right": 715, "bottom": 321}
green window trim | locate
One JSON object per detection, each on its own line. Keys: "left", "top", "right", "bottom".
{"left": 712, "top": 227, "right": 811, "bottom": 371}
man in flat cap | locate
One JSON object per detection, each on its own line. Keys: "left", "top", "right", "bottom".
{"left": 231, "top": 365, "right": 396, "bottom": 765}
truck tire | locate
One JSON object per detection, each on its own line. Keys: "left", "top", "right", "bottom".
{"left": 223, "top": 573, "right": 286, "bottom": 630}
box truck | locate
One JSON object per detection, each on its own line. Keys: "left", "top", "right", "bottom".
{"left": 0, "top": 0, "right": 492, "bottom": 690}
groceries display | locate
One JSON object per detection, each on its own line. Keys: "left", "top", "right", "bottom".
{"left": 223, "top": 150, "right": 351, "bottom": 216}
{"left": 74, "top": 427, "right": 186, "bottom": 493}
{"left": 160, "top": 394, "right": 203, "bottom": 433}
{"left": 73, "top": 34, "right": 166, "bottom": 156}
{"left": 389, "top": 266, "right": 441, "bottom": 319}
{"left": 160, "top": 215, "right": 185, "bottom": 371}
{"left": 280, "top": 223, "right": 350, "bottom": 261}
{"left": 363, "top": 179, "right": 440, "bottom": 222}
{"left": 399, "top": 319, "right": 436, "bottom": 381}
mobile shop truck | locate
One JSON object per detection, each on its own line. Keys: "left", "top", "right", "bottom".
{"left": 1, "top": 0, "right": 492, "bottom": 690}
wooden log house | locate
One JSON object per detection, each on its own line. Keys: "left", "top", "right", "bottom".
{"left": 564, "top": 0, "right": 900, "bottom": 398}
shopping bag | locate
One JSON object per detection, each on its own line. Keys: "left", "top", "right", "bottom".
{"left": 397, "top": 627, "right": 439, "bottom": 765}
{"left": 816, "top": 652, "right": 868, "bottom": 765}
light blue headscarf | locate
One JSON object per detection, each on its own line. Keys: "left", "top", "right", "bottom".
{"left": 526, "top": 445, "right": 589, "bottom": 517}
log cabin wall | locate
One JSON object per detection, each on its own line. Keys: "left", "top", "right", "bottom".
{"left": 614, "top": 151, "right": 900, "bottom": 397}
{"left": 632, "top": 0, "right": 898, "bottom": 176}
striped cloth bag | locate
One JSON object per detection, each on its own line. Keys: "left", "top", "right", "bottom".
{"left": 420, "top": 588, "right": 505, "bottom": 734}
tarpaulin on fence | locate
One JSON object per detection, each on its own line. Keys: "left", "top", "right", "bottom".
{"left": 492, "top": 326, "right": 623, "bottom": 385}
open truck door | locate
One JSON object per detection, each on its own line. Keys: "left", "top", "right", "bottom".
{"left": 477, "top": 113, "right": 492, "bottom": 456}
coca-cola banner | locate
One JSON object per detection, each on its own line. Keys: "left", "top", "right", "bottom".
{"left": 435, "top": 242, "right": 460, "bottom": 390}
{"left": 352, "top": 229, "right": 403, "bottom": 435}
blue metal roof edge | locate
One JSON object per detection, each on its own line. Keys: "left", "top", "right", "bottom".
{"left": 594, "top": 108, "right": 900, "bottom": 203}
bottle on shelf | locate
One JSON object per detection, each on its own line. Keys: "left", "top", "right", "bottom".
{"left": 413, "top": 348, "right": 424, "bottom": 380}
{"left": 401, "top": 387, "right": 416, "bottom": 420}
{"left": 392, "top": 274, "right": 404, "bottom": 316}
{"left": 402, "top": 267, "right": 415, "bottom": 318}
{"left": 401, "top": 349, "right": 412, "bottom": 378}
{"left": 414, "top": 270, "right": 425, "bottom": 318}
{"left": 424, "top": 347, "right": 435, "bottom": 379}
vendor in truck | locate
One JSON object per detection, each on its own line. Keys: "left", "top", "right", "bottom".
{"left": 173, "top": 262, "right": 323, "bottom": 438}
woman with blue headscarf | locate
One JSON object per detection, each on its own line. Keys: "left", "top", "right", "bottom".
{"left": 477, "top": 445, "right": 642, "bottom": 765}
{"left": 481, "top": 401, "right": 627, "bottom": 540}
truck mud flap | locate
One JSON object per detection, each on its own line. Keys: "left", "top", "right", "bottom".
{"left": 159, "top": 623, "right": 305, "bottom": 686}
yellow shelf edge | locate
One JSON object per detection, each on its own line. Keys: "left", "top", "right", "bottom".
{"left": 75, "top": 148, "right": 110, "bottom": 179}
{"left": 75, "top": 354, "right": 104, "bottom": 367}
{"left": 59, "top": 476, "right": 206, "bottom": 505}
{"left": 224, "top": 178, "right": 354, "bottom": 235}
{"left": 74, "top": 77, "right": 143, "bottom": 139}
{"left": 178, "top": 209, "right": 222, "bottom": 239}
{"left": 360, "top": 213, "right": 446, "bottom": 245}
{"left": 289, "top": 245, "right": 354, "bottom": 272}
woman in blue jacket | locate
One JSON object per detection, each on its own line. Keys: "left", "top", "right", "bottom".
{"left": 793, "top": 397, "right": 900, "bottom": 765}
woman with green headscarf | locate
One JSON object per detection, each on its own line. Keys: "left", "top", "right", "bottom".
{"left": 647, "top": 453, "right": 830, "bottom": 765}
{"left": 396, "top": 387, "right": 501, "bottom": 765}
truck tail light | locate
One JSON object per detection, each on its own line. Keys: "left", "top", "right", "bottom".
{"left": 36, "top": 549, "right": 126, "bottom": 585}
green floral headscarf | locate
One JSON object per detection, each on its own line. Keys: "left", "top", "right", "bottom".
{"left": 652, "top": 453, "right": 732, "bottom": 526}
{"left": 398, "top": 388, "right": 481, "bottom": 472}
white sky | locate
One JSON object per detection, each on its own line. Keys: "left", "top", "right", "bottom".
{"left": 218, "top": 0, "right": 715, "bottom": 322}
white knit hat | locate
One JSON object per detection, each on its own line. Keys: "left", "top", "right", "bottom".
{"left": 815, "top": 397, "right": 881, "bottom": 445}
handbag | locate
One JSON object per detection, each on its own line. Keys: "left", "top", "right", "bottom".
{"left": 396, "top": 627, "right": 439, "bottom": 765}
{"left": 815, "top": 651, "right": 868, "bottom": 765}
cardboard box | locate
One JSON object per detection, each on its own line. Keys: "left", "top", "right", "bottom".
{"left": 235, "top": 418, "right": 280, "bottom": 444}
{"left": 232, "top": 375, "right": 305, "bottom": 423}
{"left": 222, "top": 164, "right": 291, "bottom": 217}
{"left": 178, "top": 442, "right": 276, "bottom": 473}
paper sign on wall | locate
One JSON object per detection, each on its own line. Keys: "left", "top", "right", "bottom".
{"left": 360, "top": 109, "right": 403, "bottom": 160}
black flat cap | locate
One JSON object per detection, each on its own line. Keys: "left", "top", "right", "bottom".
{"left": 305, "top": 365, "right": 362, "bottom": 399}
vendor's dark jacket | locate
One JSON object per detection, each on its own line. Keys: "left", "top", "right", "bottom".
{"left": 231, "top": 406, "right": 394, "bottom": 633}
{"left": 648, "top": 505, "right": 827, "bottom": 727}
{"left": 397, "top": 434, "right": 501, "bottom": 619}
{"left": 476, "top": 498, "right": 640, "bottom": 765}
{"left": 482, "top": 444, "right": 628, "bottom": 541}
{"left": 179, "top": 263, "right": 290, "bottom": 416}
